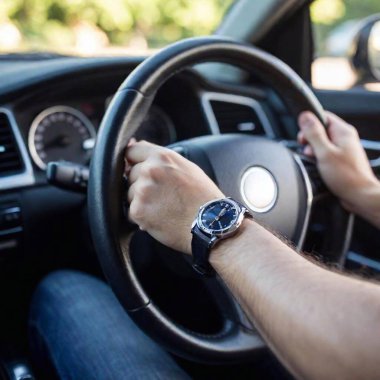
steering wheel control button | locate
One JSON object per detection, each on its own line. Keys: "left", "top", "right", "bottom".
{"left": 240, "top": 167, "right": 278, "bottom": 213}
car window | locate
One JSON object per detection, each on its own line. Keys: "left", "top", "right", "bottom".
{"left": 311, "top": 0, "right": 380, "bottom": 91}
{"left": 0, "top": 0, "right": 234, "bottom": 56}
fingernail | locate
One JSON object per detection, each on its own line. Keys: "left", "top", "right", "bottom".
{"left": 128, "top": 137, "right": 137, "bottom": 147}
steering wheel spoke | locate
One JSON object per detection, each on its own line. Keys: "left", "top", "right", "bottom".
{"left": 292, "top": 153, "right": 355, "bottom": 266}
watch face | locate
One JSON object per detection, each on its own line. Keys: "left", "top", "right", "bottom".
{"left": 199, "top": 199, "right": 239, "bottom": 234}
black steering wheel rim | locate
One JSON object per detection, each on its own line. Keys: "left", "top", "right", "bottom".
{"left": 88, "top": 36, "right": 327, "bottom": 363}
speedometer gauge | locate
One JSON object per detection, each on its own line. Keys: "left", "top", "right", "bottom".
{"left": 28, "top": 106, "right": 96, "bottom": 170}
{"left": 135, "top": 106, "right": 176, "bottom": 146}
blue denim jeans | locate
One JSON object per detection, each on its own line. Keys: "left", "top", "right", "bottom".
{"left": 28, "top": 270, "right": 190, "bottom": 380}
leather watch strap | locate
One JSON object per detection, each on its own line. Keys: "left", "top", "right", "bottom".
{"left": 191, "top": 225, "right": 215, "bottom": 276}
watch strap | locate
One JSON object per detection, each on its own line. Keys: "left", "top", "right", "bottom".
{"left": 191, "top": 225, "right": 215, "bottom": 276}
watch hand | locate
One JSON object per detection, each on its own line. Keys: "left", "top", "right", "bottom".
{"left": 209, "top": 207, "right": 228, "bottom": 227}
{"left": 218, "top": 208, "right": 227, "bottom": 218}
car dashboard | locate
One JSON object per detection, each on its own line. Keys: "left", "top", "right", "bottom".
{"left": 0, "top": 55, "right": 289, "bottom": 274}
{"left": 1, "top": 54, "right": 380, "bottom": 371}
{"left": 1, "top": 54, "right": 380, "bottom": 278}
{"left": 0, "top": 57, "right": 283, "bottom": 190}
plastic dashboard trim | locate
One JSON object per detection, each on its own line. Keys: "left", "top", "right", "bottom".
{"left": 200, "top": 91, "right": 275, "bottom": 137}
{"left": 0, "top": 107, "right": 35, "bottom": 191}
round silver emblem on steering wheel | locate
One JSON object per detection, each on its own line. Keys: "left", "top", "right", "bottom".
{"left": 240, "top": 167, "right": 278, "bottom": 213}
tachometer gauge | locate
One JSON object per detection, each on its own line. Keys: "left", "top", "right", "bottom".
{"left": 134, "top": 106, "right": 176, "bottom": 146}
{"left": 28, "top": 106, "right": 96, "bottom": 170}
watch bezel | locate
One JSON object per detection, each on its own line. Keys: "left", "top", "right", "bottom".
{"left": 194, "top": 198, "right": 245, "bottom": 238}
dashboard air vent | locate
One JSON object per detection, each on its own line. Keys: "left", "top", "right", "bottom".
{"left": 209, "top": 100, "right": 267, "bottom": 135}
{"left": 0, "top": 113, "right": 24, "bottom": 177}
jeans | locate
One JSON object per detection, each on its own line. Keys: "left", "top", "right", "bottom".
{"left": 29, "top": 270, "right": 190, "bottom": 380}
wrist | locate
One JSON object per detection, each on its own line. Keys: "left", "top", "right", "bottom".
{"left": 190, "top": 197, "right": 253, "bottom": 276}
{"left": 209, "top": 218, "right": 255, "bottom": 273}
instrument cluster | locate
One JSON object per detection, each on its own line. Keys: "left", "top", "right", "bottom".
{"left": 27, "top": 102, "right": 176, "bottom": 170}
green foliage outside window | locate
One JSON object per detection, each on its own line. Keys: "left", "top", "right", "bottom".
{"left": 0, "top": 0, "right": 233, "bottom": 53}
{"left": 311, "top": 0, "right": 380, "bottom": 56}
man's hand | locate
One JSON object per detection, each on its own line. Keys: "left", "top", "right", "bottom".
{"left": 125, "top": 140, "right": 224, "bottom": 254}
{"left": 298, "top": 111, "right": 380, "bottom": 224}
{"left": 123, "top": 129, "right": 380, "bottom": 380}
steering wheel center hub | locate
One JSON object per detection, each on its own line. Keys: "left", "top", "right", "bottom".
{"left": 240, "top": 166, "right": 278, "bottom": 213}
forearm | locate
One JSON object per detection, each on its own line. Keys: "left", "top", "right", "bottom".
{"left": 344, "top": 180, "right": 380, "bottom": 229}
{"left": 211, "top": 220, "right": 380, "bottom": 380}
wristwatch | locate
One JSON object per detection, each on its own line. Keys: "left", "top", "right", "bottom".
{"left": 191, "top": 197, "right": 252, "bottom": 276}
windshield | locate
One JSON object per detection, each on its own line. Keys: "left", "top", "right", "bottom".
{"left": 0, "top": 0, "right": 234, "bottom": 56}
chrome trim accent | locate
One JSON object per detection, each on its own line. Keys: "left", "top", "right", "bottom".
{"left": 346, "top": 251, "right": 380, "bottom": 272}
{"left": 0, "top": 206, "right": 21, "bottom": 214}
{"left": 370, "top": 158, "right": 380, "bottom": 168}
{"left": 338, "top": 213, "right": 355, "bottom": 269}
{"left": 293, "top": 154, "right": 313, "bottom": 251}
{"left": 28, "top": 105, "right": 97, "bottom": 170}
{"left": 361, "top": 139, "right": 380, "bottom": 167}
{"left": 0, "top": 108, "right": 35, "bottom": 191}
{"left": 0, "top": 226, "right": 22, "bottom": 237}
{"left": 0, "top": 239, "right": 18, "bottom": 250}
{"left": 200, "top": 92, "right": 274, "bottom": 137}
{"left": 361, "top": 139, "right": 380, "bottom": 151}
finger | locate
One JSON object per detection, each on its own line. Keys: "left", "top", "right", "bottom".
{"left": 127, "top": 200, "right": 145, "bottom": 230}
{"left": 124, "top": 138, "right": 137, "bottom": 174}
{"left": 127, "top": 203, "right": 137, "bottom": 225}
{"left": 127, "top": 182, "right": 137, "bottom": 204}
{"left": 325, "top": 112, "right": 357, "bottom": 145}
{"left": 125, "top": 140, "right": 161, "bottom": 164}
{"left": 325, "top": 111, "right": 347, "bottom": 126}
{"left": 298, "top": 111, "right": 335, "bottom": 158}
{"left": 124, "top": 157, "right": 132, "bottom": 175}
{"left": 128, "top": 137, "right": 137, "bottom": 147}
{"left": 128, "top": 162, "right": 144, "bottom": 184}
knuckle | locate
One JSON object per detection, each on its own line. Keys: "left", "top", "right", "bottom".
{"left": 143, "top": 164, "right": 164, "bottom": 181}
{"left": 138, "top": 139, "right": 149, "bottom": 146}
{"left": 129, "top": 201, "right": 144, "bottom": 223}
{"left": 156, "top": 149, "right": 173, "bottom": 163}
{"left": 138, "top": 184, "right": 152, "bottom": 203}
{"left": 129, "top": 199, "right": 152, "bottom": 231}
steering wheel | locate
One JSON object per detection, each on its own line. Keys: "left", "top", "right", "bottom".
{"left": 88, "top": 37, "right": 345, "bottom": 364}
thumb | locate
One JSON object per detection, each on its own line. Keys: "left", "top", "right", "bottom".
{"left": 298, "top": 112, "right": 334, "bottom": 159}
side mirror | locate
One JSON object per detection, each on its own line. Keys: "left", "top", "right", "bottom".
{"left": 351, "top": 15, "right": 380, "bottom": 83}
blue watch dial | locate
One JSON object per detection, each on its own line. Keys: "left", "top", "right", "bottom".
{"left": 200, "top": 200, "right": 238, "bottom": 232}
